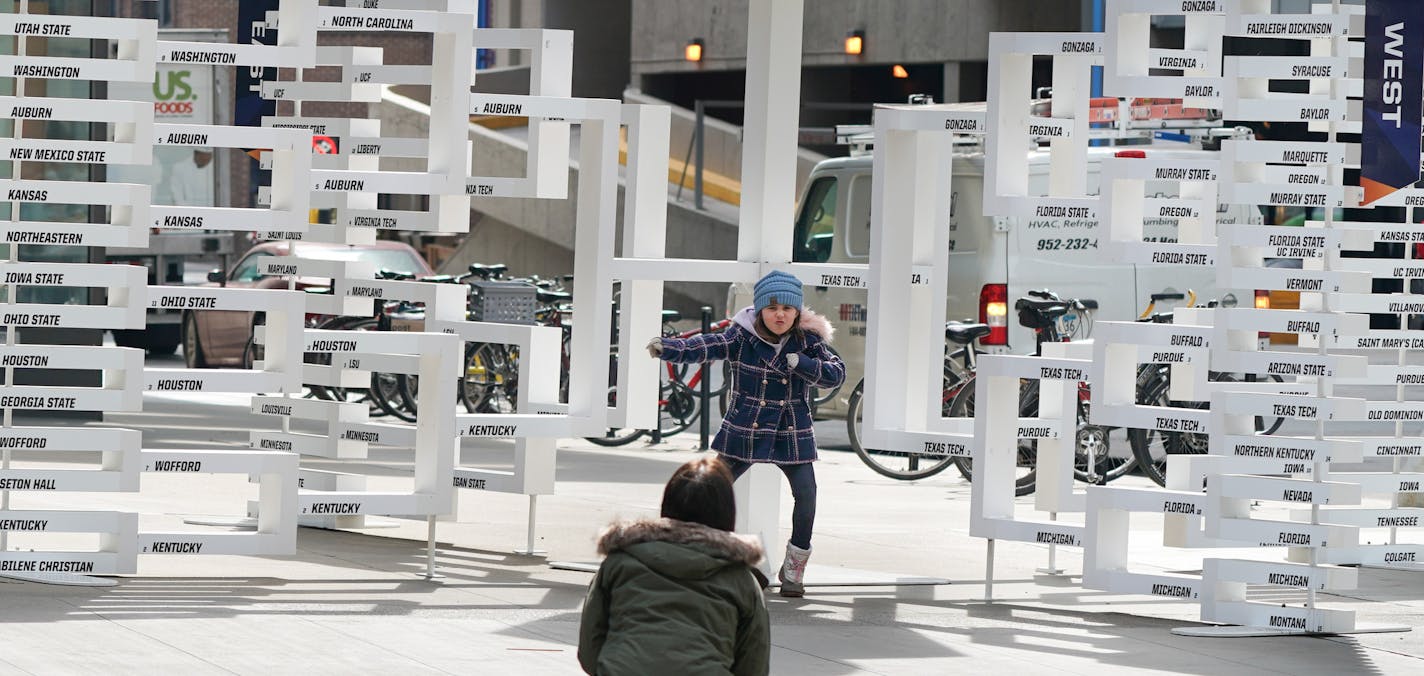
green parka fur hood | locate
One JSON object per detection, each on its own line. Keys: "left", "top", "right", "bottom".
{"left": 578, "top": 518, "right": 770, "bottom": 676}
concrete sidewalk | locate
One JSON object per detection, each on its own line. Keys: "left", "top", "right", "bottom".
{"left": 1, "top": 394, "right": 1422, "bottom": 674}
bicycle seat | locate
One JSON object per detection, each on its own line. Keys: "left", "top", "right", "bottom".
{"left": 944, "top": 322, "right": 991, "bottom": 344}
{"left": 662, "top": 309, "right": 683, "bottom": 323}
{"left": 536, "top": 289, "right": 572, "bottom": 304}
{"left": 418, "top": 274, "right": 458, "bottom": 284}
{"left": 376, "top": 269, "right": 416, "bottom": 280}
{"left": 1078, "top": 298, "right": 1099, "bottom": 310}
{"left": 1015, "top": 296, "right": 1071, "bottom": 329}
{"left": 468, "top": 263, "right": 508, "bottom": 278}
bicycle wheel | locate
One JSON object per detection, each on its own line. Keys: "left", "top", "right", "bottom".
{"left": 462, "top": 343, "right": 517, "bottom": 414}
{"left": 1253, "top": 373, "right": 1286, "bottom": 435}
{"left": 807, "top": 344, "right": 844, "bottom": 418}
{"left": 308, "top": 317, "right": 377, "bottom": 403}
{"left": 585, "top": 385, "right": 646, "bottom": 447}
{"left": 1072, "top": 394, "right": 1137, "bottom": 484}
{"left": 717, "top": 359, "right": 733, "bottom": 417}
{"left": 948, "top": 377, "right": 1038, "bottom": 496}
{"left": 1127, "top": 378, "right": 1184, "bottom": 489}
{"left": 398, "top": 374, "right": 419, "bottom": 416}
{"left": 846, "top": 380, "right": 957, "bottom": 480}
{"left": 702, "top": 360, "right": 731, "bottom": 399}
{"left": 459, "top": 343, "right": 485, "bottom": 413}
{"left": 371, "top": 371, "right": 416, "bottom": 422}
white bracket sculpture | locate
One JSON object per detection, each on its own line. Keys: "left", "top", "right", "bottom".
{"left": 149, "top": 124, "right": 313, "bottom": 235}
{"left": 970, "top": 348, "right": 1092, "bottom": 593}
{"left": 1104, "top": 0, "right": 1225, "bottom": 105}
{"left": 984, "top": 32, "right": 1102, "bottom": 221}
{"left": 861, "top": 104, "right": 982, "bottom": 460}
{"left": 297, "top": 328, "right": 459, "bottom": 518}
{"left": 140, "top": 448, "right": 298, "bottom": 556}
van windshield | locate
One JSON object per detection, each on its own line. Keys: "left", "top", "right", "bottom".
{"left": 793, "top": 177, "right": 837, "bottom": 263}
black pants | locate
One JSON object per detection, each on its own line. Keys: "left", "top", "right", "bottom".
{"left": 720, "top": 456, "right": 817, "bottom": 550}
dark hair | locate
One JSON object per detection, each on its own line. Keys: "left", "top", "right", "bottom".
{"left": 660, "top": 457, "right": 736, "bottom": 532}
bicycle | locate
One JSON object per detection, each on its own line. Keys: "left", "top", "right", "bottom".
{"left": 845, "top": 320, "right": 987, "bottom": 480}
{"left": 1127, "top": 292, "right": 1286, "bottom": 487}
{"left": 946, "top": 290, "right": 1130, "bottom": 496}
{"left": 586, "top": 312, "right": 731, "bottom": 446}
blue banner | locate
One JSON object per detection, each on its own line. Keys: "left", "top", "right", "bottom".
{"left": 234, "top": 0, "right": 280, "bottom": 128}
{"left": 1363, "top": 0, "right": 1424, "bottom": 204}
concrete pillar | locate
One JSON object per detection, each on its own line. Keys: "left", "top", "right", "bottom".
{"left": 942, "top": 61, "right": 961, "bottom": 103}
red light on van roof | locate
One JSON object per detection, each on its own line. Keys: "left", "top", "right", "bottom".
{"left": 1115, "top": 150, "right": 1147, "bottom": 158}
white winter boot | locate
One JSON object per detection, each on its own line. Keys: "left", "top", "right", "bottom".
{"left": 778, "top": 542, "right": 811, "bottom": 597}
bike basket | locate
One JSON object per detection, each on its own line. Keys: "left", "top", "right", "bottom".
{"left": 471, "top": 280, "right": 537, "bottom": 325}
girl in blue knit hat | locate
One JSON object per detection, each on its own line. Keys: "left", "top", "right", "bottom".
{"left": 646, "top": 269, "right": 845, "bottom": 597}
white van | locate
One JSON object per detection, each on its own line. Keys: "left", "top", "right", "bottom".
{"left": 730, "top": 142, "right": 1264, "bottom": 419}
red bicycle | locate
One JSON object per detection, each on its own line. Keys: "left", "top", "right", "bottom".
{"left": 586, "top": 315, "right": 733, "bottom": 446}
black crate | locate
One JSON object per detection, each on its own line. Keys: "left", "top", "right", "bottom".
{"left": 471, "top": 280, "right": 537, "bottom": 325}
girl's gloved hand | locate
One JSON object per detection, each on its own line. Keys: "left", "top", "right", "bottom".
{"left": 785, "top": 353, "right": 799, "bottom": 369}
{"left": 645, "top": 337, "right": 664, "bottom": 358}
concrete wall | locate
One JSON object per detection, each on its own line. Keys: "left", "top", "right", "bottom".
{"left": 629, "top": 0, "right": 1084, "bottom": 77}
{"left": 543, "top": 0, "right": 633, "bottom": 99}
{"left": 624, "top": 89, "right": 825, "bottom": 194}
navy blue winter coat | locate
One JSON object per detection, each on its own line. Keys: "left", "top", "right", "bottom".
{"left": 658, "top": 307, "right": 844, "bottom": 464}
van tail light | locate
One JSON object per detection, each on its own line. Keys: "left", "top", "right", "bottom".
{"left": 1115, "top": 149, "right": 1147, "bottom": 158}
{"left": 1255, "top": 290, "right": 1270, "bottom": 339}
{"left": 980, "top": 283, "right": 1009, "bottom": 345}
{"left": 1414, "top": 243, "right": 1424, "bottom": 259}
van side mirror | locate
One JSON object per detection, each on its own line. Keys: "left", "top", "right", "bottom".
{"left": 206, "top": 269, "right": 224, "bottom": 283}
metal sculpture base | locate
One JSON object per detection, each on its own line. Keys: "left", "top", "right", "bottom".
{"left": 183, "top": 516, "right": 258, "bottom": 528}
{"left": 0, "top": 572, "right": 118, "bottom": 587}
{"left": 1172, "top": 624, "right": 1411, "bottom": 638}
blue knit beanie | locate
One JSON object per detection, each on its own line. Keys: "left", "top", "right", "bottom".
{"left": 753, "top": 270, "right": 803, "bottom": 313}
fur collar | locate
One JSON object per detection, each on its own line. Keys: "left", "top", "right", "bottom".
{"left": 597, "top": 518, "right": 764, "bottom": 566}
{"left": 798, "top": 308, "right": 834, "bottom": 343}
{"left": 732, "top": 306, "right": 835, "bottom": 344}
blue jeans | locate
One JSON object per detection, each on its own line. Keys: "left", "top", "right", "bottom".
{"left": 720, "top": 456, "right": 816, "bottom": 550}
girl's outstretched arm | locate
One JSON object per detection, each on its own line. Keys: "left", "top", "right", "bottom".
{"left": 657, "top": 324, "right": 741, "bottom": 365}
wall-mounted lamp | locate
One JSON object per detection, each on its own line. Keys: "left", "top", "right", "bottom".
{"left": 844, "top": 30, "right": 864, "bottom": 56}
{"left": 891, "top": 64, "right": 909, "bottom": 79}
{"left": 685, "top": 38, "right": 704, "bottom": 63}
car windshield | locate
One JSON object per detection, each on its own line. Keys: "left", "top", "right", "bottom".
{"left": 299, "top": 247, "right": 426, "bottom": 275}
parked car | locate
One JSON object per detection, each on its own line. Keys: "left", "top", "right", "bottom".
{"left": 183, "top": 240, "right": 433, "bottom": 367}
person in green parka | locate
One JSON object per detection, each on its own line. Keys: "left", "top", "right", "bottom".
{"left": 578, "top": 457, "right": 771, "bottom": 675}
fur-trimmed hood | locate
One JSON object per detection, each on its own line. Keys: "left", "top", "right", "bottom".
{"left": 597, "top": 518, "right": 764, "bottom": 579}
{"left": 732, "top": 306, "right": 835, "bottom": 344}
